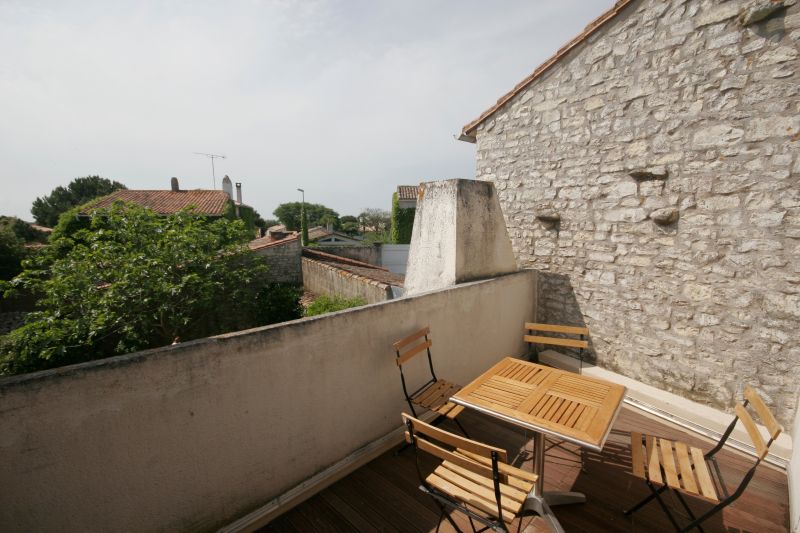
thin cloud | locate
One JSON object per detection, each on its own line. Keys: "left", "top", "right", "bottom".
{"left": 0, "top": 0, "right": 612, "bottom": 220}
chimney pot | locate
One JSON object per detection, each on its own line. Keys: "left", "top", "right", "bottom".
{"left": 170, "top": 177, "right": 179, "bottom": 192}
{"left": 235, "top": 182, "right": 242, "bottom": 204}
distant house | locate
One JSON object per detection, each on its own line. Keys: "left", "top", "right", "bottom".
{"left": 308, "top": 226, "right": 363, "bottom": 246}
{"left": 391, "top": 185, "right": 418, "bottom": 245}
{"left": 396, "top": 185, "right": 419, "bottom": 209}
{"left": 85, "top": 176, "right": 258, "bottom": 231}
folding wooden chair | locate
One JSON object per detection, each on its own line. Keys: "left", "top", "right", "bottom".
{"left": 625, "top": 385, "right": 783, "bottom": 532}
{"left": 393, "top": 326, "right": 468, "bottom": 436}
{"left": 402, "top": 413, "right": 537, "bottom": 533}
{"left": 524, "top": 322, "right": 589, "bottom": 373}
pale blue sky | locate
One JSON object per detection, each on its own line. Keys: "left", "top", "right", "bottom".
{"left": 0, "top": 0, "right": 611, "bottom": 221}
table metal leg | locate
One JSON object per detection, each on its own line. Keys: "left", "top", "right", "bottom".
{"left": 522, "top": 431, "right": 586, "bottom": 532}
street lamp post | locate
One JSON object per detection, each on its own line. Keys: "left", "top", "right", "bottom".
{"left": 297, "top": 188, "right": 307, "bottom": 245}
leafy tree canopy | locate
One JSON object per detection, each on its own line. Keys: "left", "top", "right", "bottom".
{"left": 273, "top": 202, "right": 339, "bottom": 231}
{"left": 262, "top": 218, "right": 280, "bottom": 229}
{"left": 358, "top": 208, "right": 390, "bottom": 233}
{"left": 0, "top": 228, "right": 25, "bottom": 281}
{"left": 0, "top": 216, "right": 49, "bottom": 244}
{"left": 0, "top": 203, "right": 297, "bottom": 375}
{"left": 31, "top": 175, "right": 126, "bottom": 227}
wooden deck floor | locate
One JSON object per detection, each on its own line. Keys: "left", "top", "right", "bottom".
{"left": 261, "top": 407, "right": 790, "bottom": 532}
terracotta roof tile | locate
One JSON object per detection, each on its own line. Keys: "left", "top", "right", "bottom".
{"left": 249, "top": 234, "right": 300, "bottom": 251}
{"left": 462, "top": 0, "right": 635, "bottom": 138}
{"left": 397, "top": 185, "right": 419, "bottom": 201}
{"left": 87, "top": 189, "right": 231, "bottom": 216}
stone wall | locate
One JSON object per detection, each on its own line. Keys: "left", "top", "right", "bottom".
{"left": 473, "top": 0, "right": 800, "bottom": 425}
{"left": 301, "top": 257, "right": 394, "bottom": 304}
{"left": 252, "top": 238, "right": 302, "bottom": 284}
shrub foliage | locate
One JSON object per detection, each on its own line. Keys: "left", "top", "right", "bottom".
{"left": 0, "top": 203, "right": 300, "bottom": 375}
{"left": 303, "top": 294, "right": 366, "bottom": 317}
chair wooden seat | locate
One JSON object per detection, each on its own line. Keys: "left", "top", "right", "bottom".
{"left": 402, "top": 413, "right": 538, "bottom": 532}
{"left": 625, "top": 386, "right": 782, "bottom": 532}
{"left": 412, "top": 379, "right": 465, "bottom": 420}
{"left": 426, "top": 459, "right": 534, "bottom": 524}
{"left": 629, "top": 432, "right": 718, "bottom": 502}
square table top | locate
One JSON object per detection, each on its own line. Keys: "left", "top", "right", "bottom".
{"left": 451, "top": 357, "right": 626, "bottom": 451}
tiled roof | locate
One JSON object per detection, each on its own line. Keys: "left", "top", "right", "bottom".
{"left": 86, "top": 189, "right": 231, "bottom": 216}
{"left": 462, "top": 0, "right": 635, "bottom": 138}
{"left": 397, "top": 185, "right": 419, "bottom": 201}
{"left": 307, "top": 226, "right": 362, "bottom": 243}
{"left": 248, "top": 234, "right": 299, "bottom": 251}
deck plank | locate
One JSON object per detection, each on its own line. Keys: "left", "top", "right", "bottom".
{"left": 259, "top": 407, "right": 790, "bottom": 533}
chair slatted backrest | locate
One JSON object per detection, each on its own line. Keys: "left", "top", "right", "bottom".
{"left": 524, "top": 323, "right": 589, "bottom": 371}
{"left": 523, "top": 322, "right": 589, "bottom": 349}
{"left": 394, "top": 326, "right": 433, "bottom": 367}
{"left": 402, "top": 413, "right": 508, "bottom": 464}
{"left": 743, "top": 386, "right": 782, "bottom": 440}
{"left": 734, "top": 386, "right": 782, "bottom": 461}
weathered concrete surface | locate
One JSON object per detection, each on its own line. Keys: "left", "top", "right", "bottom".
{"left": 404, "top": 179, "right": 518, "bottom": 295}
{"left": 472, "top": 0, "right": 800, "bottom": 426}
{"left": 0, "top": 271, "right": 536, "bottom": 532}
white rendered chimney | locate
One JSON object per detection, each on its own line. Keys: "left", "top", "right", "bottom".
{"left": 221, "top": 176, "right": 233, "bottom": 198}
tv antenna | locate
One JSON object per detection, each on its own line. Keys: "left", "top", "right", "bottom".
{"left": 194, "top": 152, "right": 226, "bottom": 189}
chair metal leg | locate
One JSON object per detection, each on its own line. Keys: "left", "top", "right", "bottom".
{"left": 624, "top": 482, "right": 668, "bottom": 515}
{"left": 650, "top": 483, "right": 682, "bottom": 532}
{"left": 679, "top": 500, "right": 732, "bottom": 532}
{"left": 673, "top": 491, "right": 705, "bottom": 533}
{"left": 394, "top": 440, "right": 412, "bottom": 455}
{"left": 433, "top": 498, "right": 464, "bottom": 533}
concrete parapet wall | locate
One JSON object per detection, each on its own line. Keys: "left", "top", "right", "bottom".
{"left": 473, "top": 0, "right": 800, "bottom": 426}
{"left": 0, "top": 270, "right": 537, "bottom": 533}
{"left": 301, "top": 256, "right": 393, "bottom": 304}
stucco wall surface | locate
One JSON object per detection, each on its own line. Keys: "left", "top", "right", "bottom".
{"left": 473, "top": 0, "right": 800, "bottom": 425}
{"left": 0, "top": 270, "right": 536, "bottom": 533}
{"left": 405, "top": 180, "right": 517, "bottom": 295}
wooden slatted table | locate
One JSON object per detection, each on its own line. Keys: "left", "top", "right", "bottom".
{"left": 450, "top": 357, "right": 626, "bottom": 533}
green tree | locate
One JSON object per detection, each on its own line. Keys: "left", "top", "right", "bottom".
{"left": 0, "top": 203, "right": 286, "bottom": 375}
{"left": 358, "top": 208, "right": 390, "bottom": 233}
{"left": 262, "top": 218, "right": 280, "bottom": 229}
{"left": 273, "top": 202, "right": 340, "bottom": 231}
{"left": 0, "top": 228, "right": 25, "bottom": 281}
{"left": 300, "top": 204, "right": 309, "bottom": 245}
{"left": 31, "top": 176, "right": 126, "bottom": 227}
{"left": 390, "top": 193, "right": 415, "bottom": 244}
{"left": 358, "top": 208, "right": 391, "bottom": 243}
{"left": 0, "top": 216, "right": 49, "bottom": 244}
